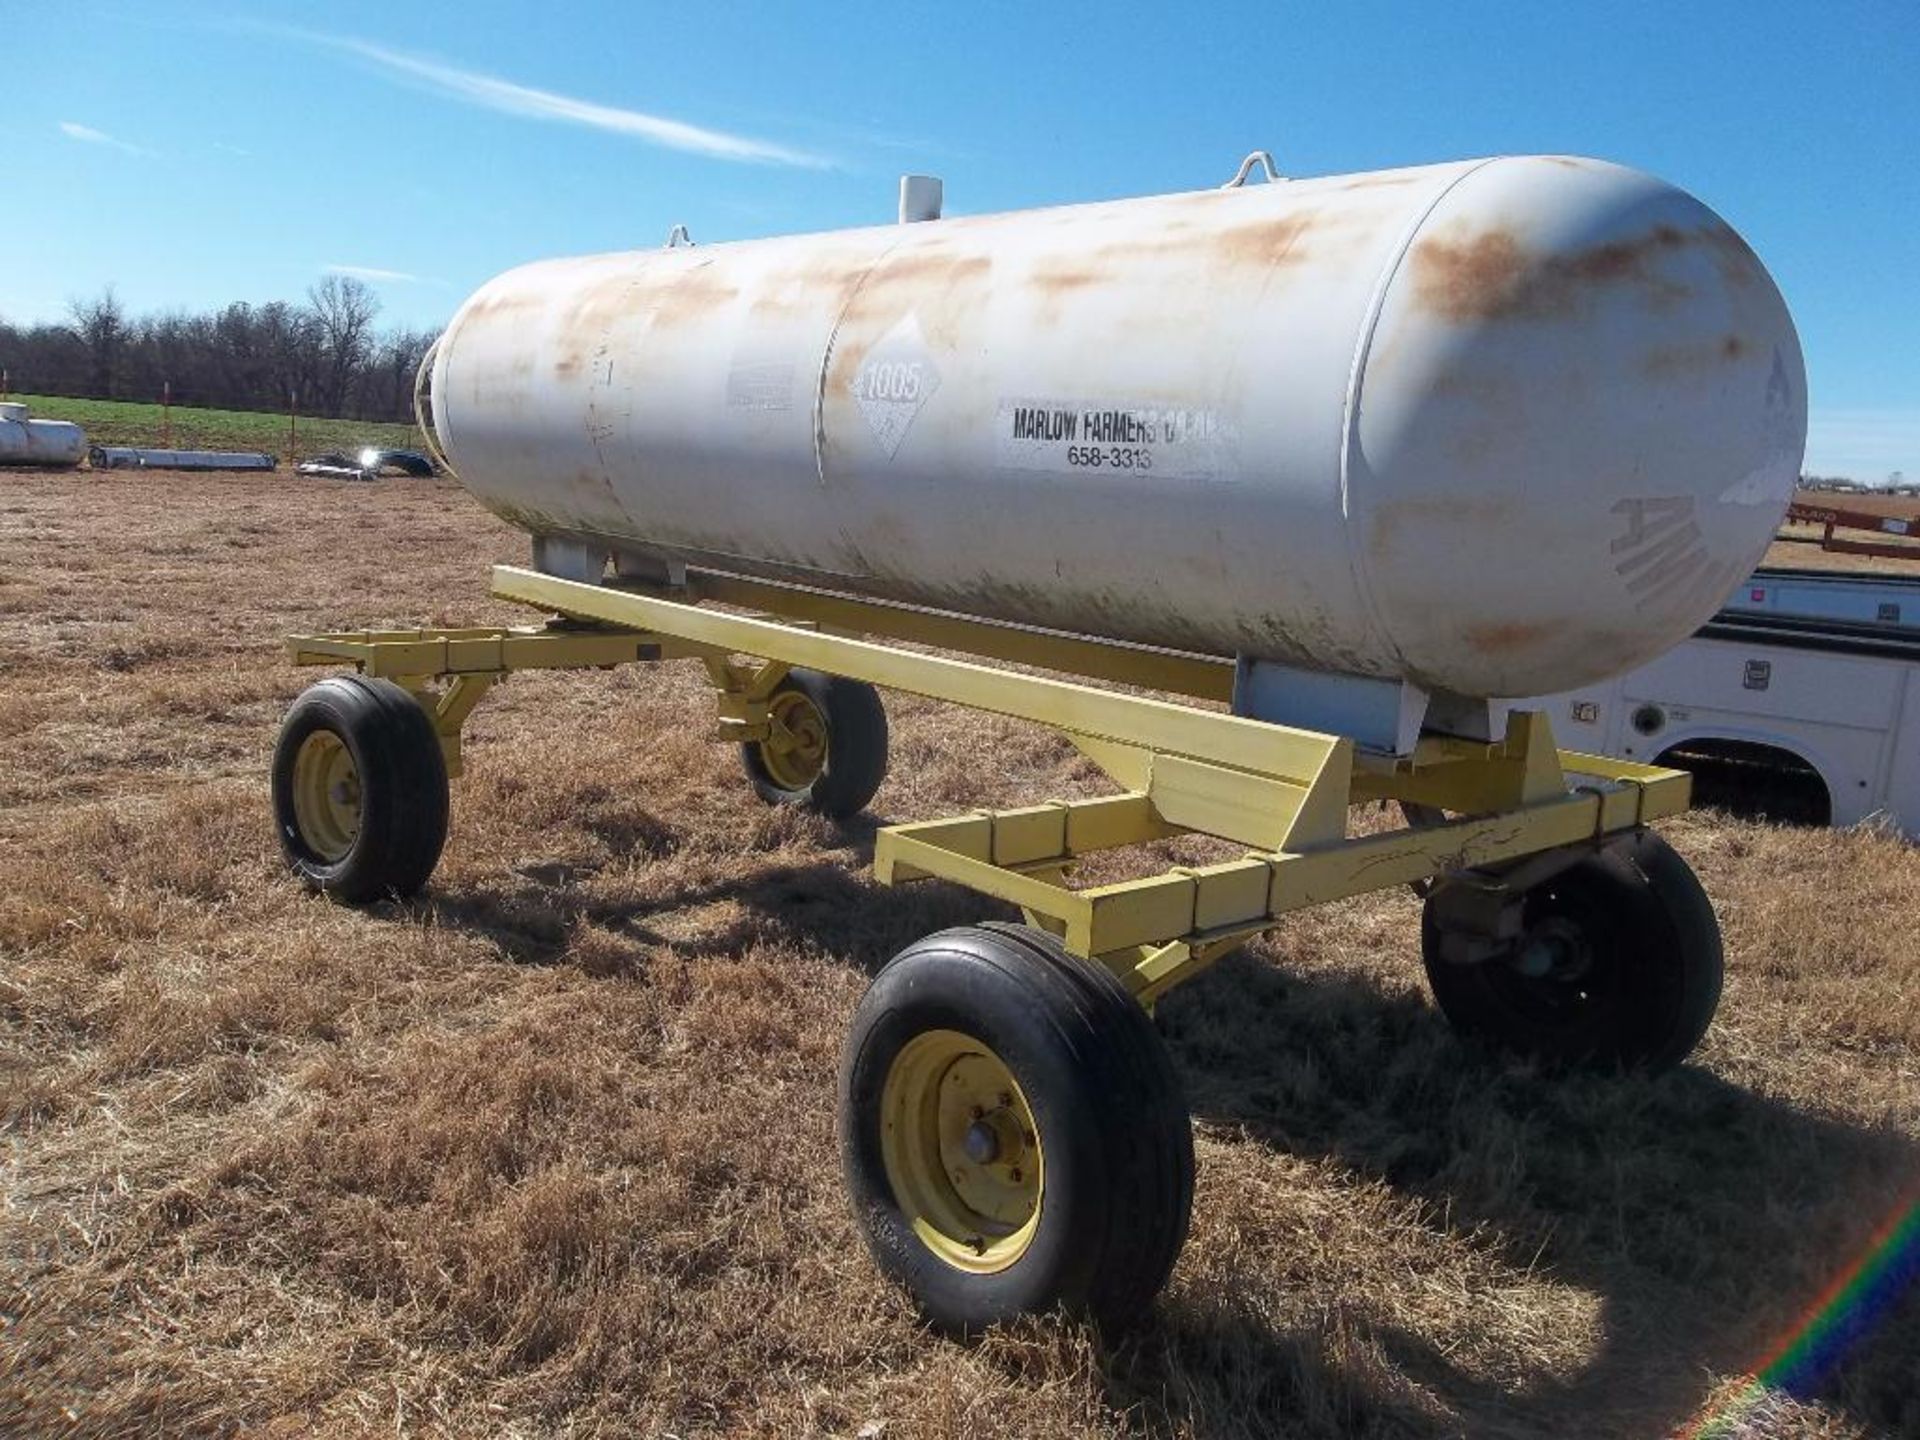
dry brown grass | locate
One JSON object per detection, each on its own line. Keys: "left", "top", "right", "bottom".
{"left": 3, "top": 470, "right": 1917, "bottom": 1438}
{"left": 1766, "top": 537, "right": 1920, "bottom": 572}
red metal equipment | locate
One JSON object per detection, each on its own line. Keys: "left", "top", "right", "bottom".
{"left": 1782, "top": 500, "right": 1920, "bottom": 560}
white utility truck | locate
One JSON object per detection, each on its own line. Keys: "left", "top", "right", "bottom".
{"left": 1535, "top": 567, "right": 1920, "bottom": 832}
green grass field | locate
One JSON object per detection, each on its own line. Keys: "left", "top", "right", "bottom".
{"left": 9, "top": 393, "right": 424, "bottom": 457}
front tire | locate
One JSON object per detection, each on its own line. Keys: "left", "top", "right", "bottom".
{"left": 840, "top": 924, "right": 1193, "bottom": 1334}
{"left": 271, "top": 675, "right": 449, "bottom": 902}
{"left": 1422, "top": 831, "right": 1723, "bottom": 1072}
{"left": 740, "top": 669, "right": 887, "bottom": 818}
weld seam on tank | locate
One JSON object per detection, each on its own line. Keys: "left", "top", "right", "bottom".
{"left": 429, "top": 305, "right": 466, "bottom": 474}
{"left": 1335, "top": 156, "right": 1502, "bottom": 689}
{"left": 584, "top": 272, "right": 650, "bottom": 535}
{"left": 813, "top": 237, "right": 909, "bottom": 492}
{"left": 412, "top": 335, "right": 458, "bottom": 480}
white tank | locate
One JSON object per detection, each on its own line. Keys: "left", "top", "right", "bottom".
{"left": 432, "top": 155, "right": 1806, "bottom": 699}
{"left": 0, "top": 403, "right": 87, "bottom": 468}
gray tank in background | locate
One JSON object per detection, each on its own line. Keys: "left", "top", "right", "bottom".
{"left": 0, "top": 402, "right": 87, "bottom": 467}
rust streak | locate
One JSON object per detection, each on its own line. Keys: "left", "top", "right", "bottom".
{"left": 1368, "top": 495, "right": 1520, "bottom": 561}
{"left": 1462, "top": 621, "right": 1556, "bottom": 656}
{"left": 866, "top": 251, "right": 993, "bottom": 287}
{"left": 1640, "top": 333, "right": 1751, "bottom": 377}
{"left": 1211, "top": 214, "right": 1317, "bottom": 270}
{"left": 1028, "top": 263, "right": 1105, "bottom": 296}
{"left": 1412, "top": 222, "right": 1697, "bottom": 322}
{"left": 1697, "top": 222, "right": 1764, "bottom": 289}
{"left": 641, "top": 273, "right": 742, "bottom": 330}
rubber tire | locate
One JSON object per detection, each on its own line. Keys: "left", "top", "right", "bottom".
{"left": 271, "top": 675, "right": 450, "bottom": 903}
{"left": 1421, "top": 830, "right": 1723, "bottom": 1072}
{"left": 740, "top": 669, "right": 888, "bottom": 819}
{"left": 840, "top": 923, "right": 1194, "bottom": 1335}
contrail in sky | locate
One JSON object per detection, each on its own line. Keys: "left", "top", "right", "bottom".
{"left": 286, "top": 29, "right": 833, "bottom": 170}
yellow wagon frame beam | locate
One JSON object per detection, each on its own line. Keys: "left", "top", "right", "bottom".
{"left": 288, "top": 563, "right": 1690, "bottom": 1006}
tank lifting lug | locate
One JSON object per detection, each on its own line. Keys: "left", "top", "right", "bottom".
{"left": 1221, "top": 149, "right": 1286, "bottom": 188}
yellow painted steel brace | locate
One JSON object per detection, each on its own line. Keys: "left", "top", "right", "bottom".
{"left": 288, "top": 565, "right": 1689, "bottom": 1006}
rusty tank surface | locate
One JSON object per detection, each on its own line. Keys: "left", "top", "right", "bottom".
{"left": 429, "top": 155, "right": 1806, "bottom": 700}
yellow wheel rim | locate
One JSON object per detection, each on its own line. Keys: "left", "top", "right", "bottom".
{"left": 757, "top": 688, "right": 829, "bottom": 791}
{"left": 880, "top": 1030, "right": 1043, "bottom": 1273}
{"left": 290, "top": 730, "right": 362, "bottom": 862}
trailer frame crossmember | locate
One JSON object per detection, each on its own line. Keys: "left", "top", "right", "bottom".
{"left": 287, "top": 564, "right": 1689, "bottom": 1004}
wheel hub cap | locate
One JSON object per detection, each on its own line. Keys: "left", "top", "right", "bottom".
{"left": 290, "top": 730, "right": 362, "bottom": 862}
{"left": 961, "top": 1120, "right": 1001, "bottom": 1164}
{"left": 879, "top": 1030, "right": 1043, "bottom": 1273}
{"left": 757, "top": 689, "right": 828, "bottom": 790}
{"left": 1513, "top": 916, "right": 1591, "bottom": 983}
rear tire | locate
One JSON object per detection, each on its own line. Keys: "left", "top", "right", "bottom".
{"left": 740, "top": 669, "right": 887, "bottom": 818}
{"left": 840, "top": 923, "right": 1193, "bottom": 1334}
{"left": 271, "top": 675, "right": 449, "bottom": 902}
{"left": 1422, "top": 831, "right": 1722, "bottom": 1072}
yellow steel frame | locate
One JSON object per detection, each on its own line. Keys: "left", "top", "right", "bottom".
{"left": 287, "top": 565, "right": 1691, "bottom": 1004}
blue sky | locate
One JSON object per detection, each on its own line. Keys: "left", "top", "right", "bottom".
{"left": 4, "top": 1, "right": 1915, "bottom": 479}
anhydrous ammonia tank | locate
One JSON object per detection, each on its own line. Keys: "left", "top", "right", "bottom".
{"left": 432, "top": 156, "right": 1807, "bottom": 699}
{"left": 0, "top": 403, "right": 87, "bottom": 468}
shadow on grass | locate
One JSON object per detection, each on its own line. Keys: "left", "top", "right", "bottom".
{"left": 1140, "top": 950, "right": 1920, "bottom": 1439}
{"left": 411, "top": 834, "right": 1005, "bottom": 979}
{"left": 403, "top": 855, "right": 1918, "bottom": 1438}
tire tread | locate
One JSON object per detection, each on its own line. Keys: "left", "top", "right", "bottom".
{"left": 1421, "top": 830, "right": 1723, "bottom": 1072}
{"left": 271, "top": 675, "right": 449, "bottom": 902}
{"left": 840, "top": 923, "right": 1193, "bottom": 1333}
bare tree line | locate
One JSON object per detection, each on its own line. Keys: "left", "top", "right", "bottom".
{"left": 0, "top": 276, "right": 439, "bottom": 423}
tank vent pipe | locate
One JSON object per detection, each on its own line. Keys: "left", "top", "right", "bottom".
{"left": 898, "top": 174, "right": 944, "bottom": 223}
